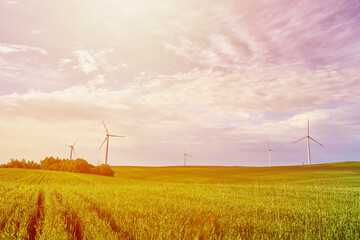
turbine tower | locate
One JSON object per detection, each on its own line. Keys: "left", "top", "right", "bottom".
{"left": 66, "top": 138, "right": 79, "bottom": 160}
{"left": 292, "top": 119, "right": 323, "bottom": 165}
{"left": 183, "top": 146, "right": 192, "bottom": 166}
{"left": 267, "top": 142, "right": 273, "bottom": 167}
{"left": 99, "top": 120, "right": 125, "bottom": 165}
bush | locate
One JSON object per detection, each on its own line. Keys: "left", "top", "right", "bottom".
{"left": 97, "top": 164, "right": 115, "bottom": 177}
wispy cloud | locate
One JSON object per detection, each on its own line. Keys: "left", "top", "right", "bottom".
{"left": 4, "top": 0, "right": 18, "bottom": 5}
{"left": 31, "top": 29, "right": 46, "bottom": 34}
{"left": 161, "top": 0, "right": 360, "bottom": 69}
{"left": 0, "top": 43, "right": 47, "bottom": 55}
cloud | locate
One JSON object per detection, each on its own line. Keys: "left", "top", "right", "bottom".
{"left": 88, "top": 74, "right": 107, "bottom": 87}
{"left": 4, "top": 0, "right": 18, "bottom": 5}
{"left": 161, "top": 0, "right": 360, "bottom": 70}
{"left": 58, "top": 58, "right": 72, "bottom": 70}
{"left": 31, "top": 29, "right": 46, "bottom": 34}
{"left": 130, "top": 65, "right": 360, "bottom": 115}
{"left": 0, "top": 43, "right": 47, "bottom": 55}
{"left": 1, "top": 64, "right": 359, "bottom": 126}
{"left": 72, "top": 48, "right": 119, "bottom": 74}
{"left": 72, "top": 49, "right": 98, "bottom": 74}
{"left": 0, "top": 54, "right": 70, "bottom": 95}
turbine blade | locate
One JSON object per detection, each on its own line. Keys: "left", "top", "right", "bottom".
{"left": 308, "top": 119, "right": 310, "bottom": 136}
{"left": 102, "top": 120, "right": 109, "bottom": 134}
{"left": 109, "top": 135, "right": 126, "bottom": 137}
{"left": 186, "top": 154, "right": 192, "bottom": 157}
{"left": 99, "top": 137, "right": 107, "bottom": 150}
{"left": 73, "top": 137, "right": 79, "bottom": 146}
{"left": 309, "top": 136, "right": 323, "bottom": 146}
{"left": 65, "top": 144, "right": 71, "bottom": 147}
{"left": 292, "top": 136, "right": 307, "bottom": 144}
{"left": 73, "top": 148, "right": 76, "bottom": 158}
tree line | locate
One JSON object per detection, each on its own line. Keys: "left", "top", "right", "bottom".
{"left": 0, "top": 157, "right": 115, "bottom": 177}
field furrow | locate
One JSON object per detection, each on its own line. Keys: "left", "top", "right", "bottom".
{"left": 27, "top": 190, "right": 45, "bottom": 240}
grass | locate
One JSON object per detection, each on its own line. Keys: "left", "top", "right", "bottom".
{"left": 0, "top": 162, "right": 359, "bottom": 239}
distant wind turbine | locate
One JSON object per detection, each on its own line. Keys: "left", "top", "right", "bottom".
{"left": 99, "top": 120, "right": 125, "bottom": 165}
{"left": 66, "top": 138, "right": 79, "bottom": 160}
{"left": 267, "top": 142, "right": 273, "bottom": 167}
{"left": 97, "top": 158, "right": 103, "bottom": 166}
{"left": 183, "top": 146, "right": 192, "bottom": 166}
{"left": 292, "top": 119, "right": 323, "bottom": 165}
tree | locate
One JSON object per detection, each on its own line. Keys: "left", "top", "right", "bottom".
{"left": 1, "top": 157, "right": 115, "bottom": 177}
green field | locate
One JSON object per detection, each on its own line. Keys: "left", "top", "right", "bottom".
{"left": 0, "top": 162, "right": 360, "bottom": 239}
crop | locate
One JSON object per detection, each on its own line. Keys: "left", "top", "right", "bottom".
{"left": 0, "top": 162, "right": 359, "bottom": 239}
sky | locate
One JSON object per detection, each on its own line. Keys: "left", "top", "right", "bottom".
{"left": 1, "top": 0, "right": 360, "bottom": 166}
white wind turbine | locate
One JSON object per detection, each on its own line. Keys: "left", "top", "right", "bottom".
{"left": 183, "top": 146, "right": 192, "bottom": 166}
{"left": 267, "top": 142, "right": 273, "bottom": 167}
{"left": 292, "top": 119, "right": 323, "bottom": 165}
{"left": 66, "top": 138, "right": 79, "bottom": 160}
{"left": 99, "top": 120, "right": 125, "bottom": 165}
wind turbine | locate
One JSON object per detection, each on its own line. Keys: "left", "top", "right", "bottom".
{"left": 99, "top": 120, "right": 125, "bottom": 165}
{"left": 66, "top": 138, "right": 79, "bottom": 160}
{"left": 292, "top": 119, "right": 323, "bottom": 165}
{"left": 183, "top": 146, "right": 192, "bottom": 166}
{"left": 267, "top": 142, "right": 273, "bottom": 167}
{"left": 97, "top": 158, "right": 103, "bottom": 166}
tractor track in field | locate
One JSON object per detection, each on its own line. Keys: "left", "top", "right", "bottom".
{"left": 77, "top": 193, "right": 134, "bottom": 240}
{"left": 37, "top": 175, "right": 46, "bottom": 184}
{"left": 27, "top": 190, "right": 45, "bottom": 240}
{"left": 54, "top": 191, "right": 83, "bottom": 240}
{"left": 0, "top": 172, "right": 11, "bottom": 177}
{"left": 28, "top": 175, "right": 42, "bottom": 185}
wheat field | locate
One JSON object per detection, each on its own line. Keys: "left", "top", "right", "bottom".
{"left": 0, "top": 162, "right": 360, "bottom": 239}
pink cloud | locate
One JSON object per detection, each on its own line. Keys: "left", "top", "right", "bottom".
{"left": 1, "top": 0, "right": 360, "bottom": 165}
{"left": 0, "top": 43, "right": 47, "bottom": 55}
